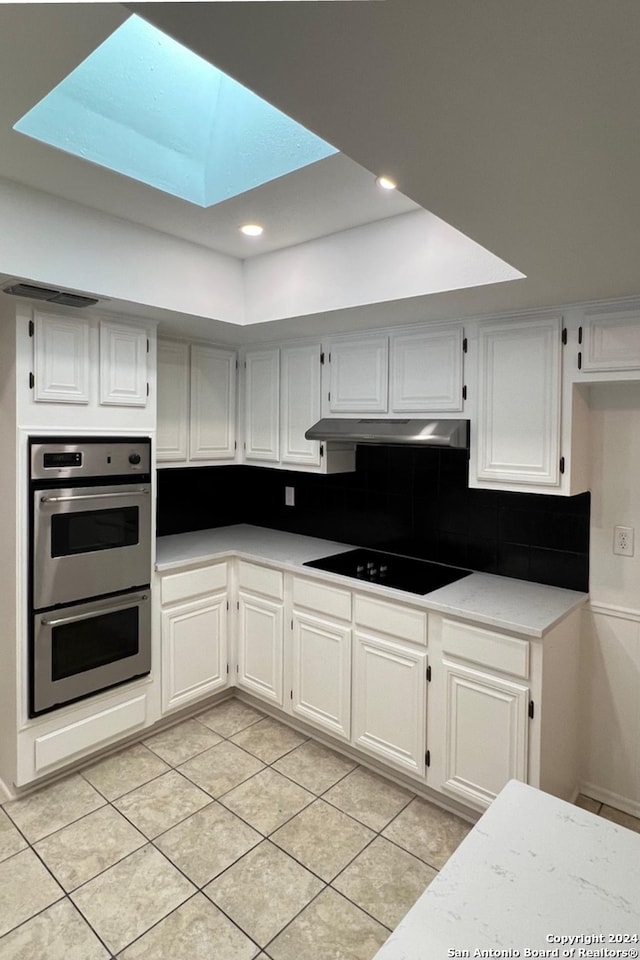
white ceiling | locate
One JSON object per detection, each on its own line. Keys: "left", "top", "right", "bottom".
{"left": 0, "top": 3, "right": 419, "bottom": 260}
{"left": 2, "top": 1, "right": 640, "bottom": 336}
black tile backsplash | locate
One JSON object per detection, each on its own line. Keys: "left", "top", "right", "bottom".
{"left": 157, "top": 446, "right": 590, "bottom": 591}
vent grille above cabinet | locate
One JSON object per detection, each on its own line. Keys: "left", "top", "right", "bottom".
{"left": 3, "top": 282, "right": 98, "bottom": 308}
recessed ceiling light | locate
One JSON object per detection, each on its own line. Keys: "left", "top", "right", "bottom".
{"left": 240, "top": 223, "right": 264, "bottom": 237}
{"left": 376, "top": 175, "right": 397, "bottom": 191}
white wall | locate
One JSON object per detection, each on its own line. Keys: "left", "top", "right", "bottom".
{"left": 581, "top": 382, "right": 640, "bottom": 814}
{"left": 242, "top": 209, "right": 524, "bottom": 325}
{"left": 0, "top": 178, "right": 244, "bottom": 326}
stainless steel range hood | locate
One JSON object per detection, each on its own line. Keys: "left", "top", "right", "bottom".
{"left": 305, "top": 419, "right": 469, "bottom": 448}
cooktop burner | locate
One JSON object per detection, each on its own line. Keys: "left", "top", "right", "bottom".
{"left": 303, "top": 548, "right": 471, "bottom": 595}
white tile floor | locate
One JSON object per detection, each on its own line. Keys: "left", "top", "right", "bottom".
{"left": 0, "top": 698, "right": 637, "bottom": 959}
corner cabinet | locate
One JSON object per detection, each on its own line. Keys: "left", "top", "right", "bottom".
{"left": 243, "top": 348, "right": 280, "bottom": 462}
{"left": 472, "top": 315, "right": 562, "bottom": 489}
{"left": 159, "top": 563, "right": 229, "bottom": 714}
{"left": 156, "top": 338, "right": 237, "bottom": 465}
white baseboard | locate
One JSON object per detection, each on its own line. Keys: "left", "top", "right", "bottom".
{"left": 0, "top": 775, "right": 17, "bottom": 803}
{"left": 579, "top": 780, "right": 640, "bottom": 819}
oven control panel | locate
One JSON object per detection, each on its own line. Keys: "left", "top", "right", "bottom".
{"left": 30, "top": 437, "right": 151, "bottom": 481}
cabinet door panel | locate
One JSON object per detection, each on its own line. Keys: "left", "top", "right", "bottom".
{"left": 100, "top": 320, "right": 148, "bottom": 406}
{"left": 237, "top": 593, "right": 283, "bottom": 705}
{"left": 353, "top": 631, "right": 426, "bottom": 776}
{"left": 436, "top": 659, "right": 529, "bottom": 809}
{"left": 328, "top": 336, "right": 388, "bottom": 413}
{"left": 390, "top": 326, "right": 463, "bottom": 412}
{"left": 162, "top": 594, "right": 227, "bottom": 713}
{"left": 190, "top": 345, "right": 236, "bottom": 460}
{"left": 34, "top": 312, "right": 90, "bottom": 404}
{"left": 581, "top": 307, "right": 640, "bottom": 371}
{"left": 244, "top": 349, "right": 280, "bottom": 461}
{"left": 281, "top": 343, "right": 321, "bottom": 466}
{"left": 157, "top": 339, "right": 188, "bottom": 462}
{"left": 292, "top": 613, "right": 351, "bottom": 740}
{"left": 476, "top": 317, "right": 561, "bottom": 485}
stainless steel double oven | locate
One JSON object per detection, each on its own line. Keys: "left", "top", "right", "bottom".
{"left": 29, "top": 437, "right": 152, "bottom": 716}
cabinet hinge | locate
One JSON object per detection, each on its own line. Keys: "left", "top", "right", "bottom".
{"left": 462, "top": 385, "right": 467, "bottom": 401}
{"left": 244, "top": 360, "right": 247, "bottom": 369}
{"left": 462, "top": 337, "right": 468, "bottom": 353}
{"left": 426, "top": 664, "right": 431, "bottom": 682}
{"left": 236, "top": 600, "right": 239, "bottom": 610}
{"left": 226, "top": 600, "right": 229, "bottom": 611}
{"left": 226, "top": 664, "right": 229, "bottom": 674}
{"left": 320, "top": 351, "right": 325, "bottom": 365}
{"left": 578, "top": 325, "right": 583, "bottom": 345}
{"left": 146, "top": 382, "right": 150, "bottom": 397}
{"left": 29, "top": 372, "right": 34, "bottom": 390}
{"left": 291, "top": 618, "right": 293, "bottom": 630}
{"left": 328, "top": 391, "right": 331, "bottom": 402}
{"left": 146, "top": 338, "right": 150, "bottom": 353}
{"left": 425, "top": 749, "right": 431, "bottom": 767}
{"left": 320, "top": 443, "right": 324, "bottom": 458}
{"left": 328, "top": 352, "right": 331, "bottom": 363}
{"left": 561, "top": 328, "right": 567, "bottom": 346}
{"left": 577, "top": 351, "right": 582, "bottom": 371}
{"left": 559, "top": 456, "right": 565, "bottom": 474}
{"left": 28, "top": 319, "right": 34, "bottom": 338}
{"left": 528, "top": 700, "right": 535, "bottom": 720}
{"left": 290, "top": 689, "right": 293, "bottom": 700}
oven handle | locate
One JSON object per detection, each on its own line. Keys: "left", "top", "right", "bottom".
{"left": 41, "top": 593, "right": 149, "bottom": 627}
{"left": 40, "top": 489, "right": 150, "bottom": 504}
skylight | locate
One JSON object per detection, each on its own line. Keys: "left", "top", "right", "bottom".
{"left": 13, "top": 14, "right": 338, "bottom": 207}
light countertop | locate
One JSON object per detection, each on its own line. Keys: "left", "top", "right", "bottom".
{"left": 373, "top": 779, "right": 640, "bottom": 959}
{"left": 155, "top": 525, "right": 587, "bottom": 638}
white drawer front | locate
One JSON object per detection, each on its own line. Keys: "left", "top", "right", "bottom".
{"left": 293, "top": 576, "right": 352, "bottom": 621}
{"left": 161, "top": 563, "right": 227, "bottom": 605}
{"left": 355, "top": 594, "right": 426, "bottom": 645}
{"left": 34, "top": 694, "right": 147, "bottom": 773}
{"left": 439, "top": 618, "right": 529, "bottom": 679}
{"left": 238, "top": 561, "right": 284, "bottom": 600}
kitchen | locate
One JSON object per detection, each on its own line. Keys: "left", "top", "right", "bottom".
{"left": 1, "top": 2, "right": 640, "bottom": 957}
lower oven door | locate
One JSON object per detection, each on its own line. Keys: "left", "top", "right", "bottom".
{"left": 32, "top": 483, "right": 151, "bottom": 609}
{"left": 31, "top": 591, "right": 151, "bottom": 716}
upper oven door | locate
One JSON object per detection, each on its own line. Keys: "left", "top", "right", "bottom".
{"left": 33, "top": 483, "right": 151, "bottom": 609}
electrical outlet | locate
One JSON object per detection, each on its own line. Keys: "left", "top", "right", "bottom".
{"left": 613, "top": 525, "right": 634, "bottom": 557}
{"left": 285, "top": 486, "right": 295, "bottom": 507}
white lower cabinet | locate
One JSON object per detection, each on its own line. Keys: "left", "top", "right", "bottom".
{"left": 236, "top": 562, "right": 284, "bottom": 706}
{"left": 353, "top": 630, "right": 428, "bottom": 778}
{"left": 159, "top": 562, "right": 229, "bottom": 713}
{"left": 433, "top": 621, "right": 588, "bottom": 817}
{"left": 291, "top": 576, "right": 352, "bottom": 740}
{"left": 428, "top": 657, "right": 529, "bottom": 809}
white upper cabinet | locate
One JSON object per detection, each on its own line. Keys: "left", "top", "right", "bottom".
{"left": 390, "top": 324, "right": 464, "bottom": 412}
{"left": 578, "top": 303, "right": 640, "bottom": 374}
{"left": 156, "top": 339, "right": 189, "bottom": 462}
{"left": 244, "top": 348, "right": 280, "bottom": 462}
{"left": 472, "top": 315, "right": 562, "bottom": 489}
{"left": 99, "top": 319, "right": 148, "bottom": 407}
{"left": 190, "top": 344, "right": 237, "bottom": 460}
{"left": 325, "top": 334, "right": 388, "bottom": 413}
{"left": 156, "top": 338, "right": 237, "bottom": 466}
{"left": 280, "top": 342, "right": 322, "bottom": 467}
{"left": 33, "top": 310, "right": 90, "bottom": 404}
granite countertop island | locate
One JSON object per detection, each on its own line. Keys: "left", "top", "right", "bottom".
{"left": 373, "top": 779, "right": 640, "bottom": 960}
{"left": 156, "top": 525, "right": 587, "bottom": 638}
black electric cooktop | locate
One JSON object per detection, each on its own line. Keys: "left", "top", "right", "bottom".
{"left": 304, "top": 548, "right": 471, "bottom": 596}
